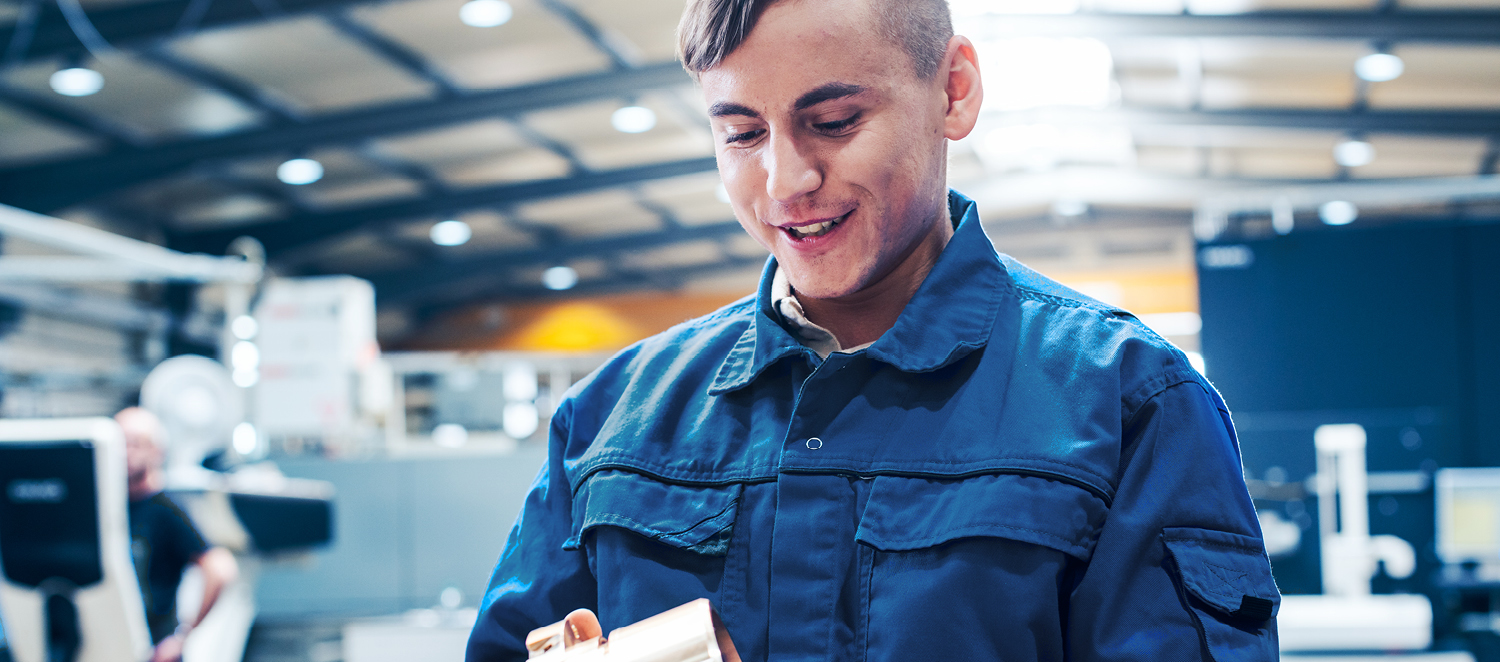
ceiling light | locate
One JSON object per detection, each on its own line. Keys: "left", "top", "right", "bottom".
{"left": 503, "top": 402, "right": 539, "bottom": 439}
{"left": 1052, "top": 199, "right": 1088, "bottom": 217}
{"left": 611, "top": 106, "right": 656, "bottom": 133}
{"left": 433, "top": 423, "right": 468, "bottom": 448}
{"left": 1334, "top": 140, "right": 1375, "bottom": 167}
{"left": 1272, "top": 196, "right": 1294, "bottom": 236}
{"left": 49, "top": 67, "right": 103, "bottom": 97}
{"left": 459, "top": 0, "right": 512, "bottom": 27}
{"left": 1319, "top": 200, "right": 1358, "bottom": 226}
{"left": 232, "top": 422, "right": 258, "bottom": 455}
{"left": 1355, "top": 53, "right": 1404, "bottom": 82}
{"left": 231, "top": 369, "right": 258, "bottom": 388}
{"left": 231, "top": 314, "right": 258, "bottom": 340}
{"left": 1184, "top": 0, "right": 1254, "bottom": 14}
{"left": 543, "top": 265, "right": 578, "bottom": 290}
{"left": 503, "top": 363, "right": 538, "bottom": 402}
{"left": 231, "top": 341, "right": 260, "bottom": 370}
{"left": 430, "top": 219, "right": 472, "bottom": 246}
{"left": 277, "top": 158, "right": 324, "bottom": 185}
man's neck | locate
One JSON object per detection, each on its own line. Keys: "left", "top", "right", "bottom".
{"left": 798, "top": 212, "right": 954, "bottom": 349}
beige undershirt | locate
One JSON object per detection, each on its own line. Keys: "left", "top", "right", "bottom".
{"left": 771, "top": 266, "right": 875, "bottom": 359}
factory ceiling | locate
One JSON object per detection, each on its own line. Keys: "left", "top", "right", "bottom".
{"left": 1, "top": 0, "right": 1498, "bottom": 341}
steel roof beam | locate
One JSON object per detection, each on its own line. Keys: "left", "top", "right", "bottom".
{"left": 0, "top": 82, "right": 137, "bottom": 146}
{"left": 372, "top": 218, "right": 745, "bottom": 306}
{"left": 412, "top": 253, "right": 767, "bottom": 320}
{"left": 0, "top": 0, "right": 362, "bottom": 64}
{"left": 167, "top": 155, "right": 719, "bottom": 256}
{"left": 0, "top": 60, "right": 695, "bottom": 212}
{"left": 9, "top": 4, "right": 1500, "bottom": 70}
{"left": 967, "top": 10, "right": 1500, "bottom": 42}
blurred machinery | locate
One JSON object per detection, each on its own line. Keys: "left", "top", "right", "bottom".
{"left": 0, "top": 413, "right": 334, "bottom": 662}
{"left": 1434, "top": 469, "right": 1500, "bottom": 657}
{"left": 1279, "top": 424, "right": 1434, "bottom": 655}
{"left": 0, "top": 208, "right": 335, "bottom": 661}
{"left": 249, "top": 276, "right": 388, "bottom": 452}
{"left": 0, "top": 418, "right": 154, "bottom": 662}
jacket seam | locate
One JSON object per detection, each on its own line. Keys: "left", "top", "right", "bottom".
{"left": 1121, "top": 375, "right": 1210, "bottom": 433}
{"left": 861, "top": 522, "right": 1087, "bottom": 555}
{"left": 1163, "top": 537, "right": 1266, "bottom": 554}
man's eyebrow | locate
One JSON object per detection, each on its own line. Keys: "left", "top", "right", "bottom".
{"left": 793, "top": 83, "right": 867, "bottom": 111}
{"left": 708, "top": 102, "right": 759, "bottom": 118}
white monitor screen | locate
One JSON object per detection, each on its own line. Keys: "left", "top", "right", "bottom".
{"left": 1436, "top": 467, "right": 1500, "bottom": 566}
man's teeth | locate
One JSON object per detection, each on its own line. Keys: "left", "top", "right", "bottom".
{"left": 788, "top": 216, "right": 843, "bottom": 238}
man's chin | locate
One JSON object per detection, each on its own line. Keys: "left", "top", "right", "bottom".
{"left": 782, "top": 271, "right": 863, "bottom": 301}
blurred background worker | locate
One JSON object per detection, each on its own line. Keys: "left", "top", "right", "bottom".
{"left": 116, "top": 408, "right": 240, "bottom": 662}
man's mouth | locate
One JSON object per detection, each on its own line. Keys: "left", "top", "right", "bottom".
{"left": 784, "top": 211, "right": 850, "bottom": 239}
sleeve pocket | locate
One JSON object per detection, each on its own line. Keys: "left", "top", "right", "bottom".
{"left": 563, "top": 469, "right": 741, "bottom": 556}
{"left": 1162, "top": 527, "right": 1280, "bottom": 662}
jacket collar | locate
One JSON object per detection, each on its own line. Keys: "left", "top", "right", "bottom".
{"left": 709, "top": 190, "right": 1015, "bottom": 395}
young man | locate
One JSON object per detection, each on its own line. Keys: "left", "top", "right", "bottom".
{"left": 117, "top": 407, "right": 240, "bottom": 662}
{"left": 467, "top": 0, "right": 1279, "bottom": 660}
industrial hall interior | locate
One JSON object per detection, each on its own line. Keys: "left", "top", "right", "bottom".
{"left": 0, "top": 0, "right": 1497, "bottom": 659}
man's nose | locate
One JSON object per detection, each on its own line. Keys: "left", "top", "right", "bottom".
{"left": 763, "top": 131, "right": 821, "bottom": 203}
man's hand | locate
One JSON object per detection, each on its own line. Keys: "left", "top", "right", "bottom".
{"left": 150, "top": 632, "right": 186, "bottom": 662}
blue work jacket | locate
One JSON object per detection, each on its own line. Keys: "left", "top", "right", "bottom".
{"left": 468, "top": 190, "right": 1280, "bottom": 662}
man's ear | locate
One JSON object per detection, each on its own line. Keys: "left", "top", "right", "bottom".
{"left": 941, "top": 35, "right": 983, "bottom": 141}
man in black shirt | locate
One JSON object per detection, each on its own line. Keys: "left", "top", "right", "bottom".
{"left": 117, "top": 408, "right": 239, "bottom": 662}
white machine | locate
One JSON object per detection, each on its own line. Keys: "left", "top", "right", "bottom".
{"left": 0, "top": 418, "right": 154, "bottom": 662}
{"left": 1278, "top": 424, "right": 1434, "bottom": 653}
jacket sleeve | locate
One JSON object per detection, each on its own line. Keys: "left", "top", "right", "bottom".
{"left": 466, "top": 399, "right": 598, "bottom": 662}
{"left": 1068, "top": 375, "right": 1281, "bottom": 661}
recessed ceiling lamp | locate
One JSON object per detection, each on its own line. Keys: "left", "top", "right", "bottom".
{"left": 611, "top": 105, "right": 656, "bottom": 133}
{"left": 1052, "top": 199, "right": 1088, "bottom": 217}
{"left": 543, "top": 265, "right": 578, "bottom": 291}
{"left": 1355, "top": 53, "right": 1404, "bottom": 82}
{"left": 232, "top": 422, "right": 259, "bottom": 455}
{"left": 430, "top": 219, "right": 473, "bottom": 246}
{"left": 1319, "top": 200, "right": 1358, "bottom": 226}
{"left": 277, "top": 158, "right": 324, "bottom": 185}
{"left": 230, "top": 315, "right": 258, "bottom": 340}
{"left": 1333, "top": 140, "right": 1375, "bottom": 168}
{"left": 459, "top": 0, "right": 512, "bottom": 27}
{"left": 49, "top": 67, "right": 103, "bottom": 96}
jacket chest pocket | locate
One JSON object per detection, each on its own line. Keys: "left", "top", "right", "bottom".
{"left": 854, "top": 473, "right": 1107, "bottom": 662}
{"left": 564, "top": 469, "right": 742, "bottom": 630}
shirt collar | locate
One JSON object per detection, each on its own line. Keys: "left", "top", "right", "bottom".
{"left": 772, "top": 266, "right": 873, "bottom": 359}
{"left": 710, "top": 190, "right": 1016, "bottom": 395}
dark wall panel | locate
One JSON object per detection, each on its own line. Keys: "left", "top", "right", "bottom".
{"left": 1198, "top": 221, "right": 1499, "bottom": 597}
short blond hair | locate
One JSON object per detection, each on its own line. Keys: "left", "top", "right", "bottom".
{"left": 677, "top": 0, "right": 953, "bottom": 80}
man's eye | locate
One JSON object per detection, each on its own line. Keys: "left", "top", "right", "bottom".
{"left": 724, "top": 128, "right": 765, "bottom": 144}
{"left": 813, "top": 113, "right": 861, "bottom": 134}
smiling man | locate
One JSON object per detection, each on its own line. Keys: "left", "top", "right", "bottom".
{"left": 466, "top": 1, "right": 1279, "bottom": 660}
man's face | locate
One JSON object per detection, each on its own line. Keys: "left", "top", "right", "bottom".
{"left": 699, "top": 0, "right": 954, "bottom": 301}
{"left": 124, "top": 429, "right": 161, "bottom": 482}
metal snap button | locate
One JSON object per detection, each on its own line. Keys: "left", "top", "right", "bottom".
{"left": 806, "top": 437, "right": 823, "bottom": 450}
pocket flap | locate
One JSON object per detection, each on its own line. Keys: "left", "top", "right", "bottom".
{"left": 1163, "top": 527, "right": 1280, "bottom": 621}
{"left": 855, "top": 473, "right": 1107, "bottom": 561}
{"left": 564, "top": 470, "right": 741, "bottom": 555}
